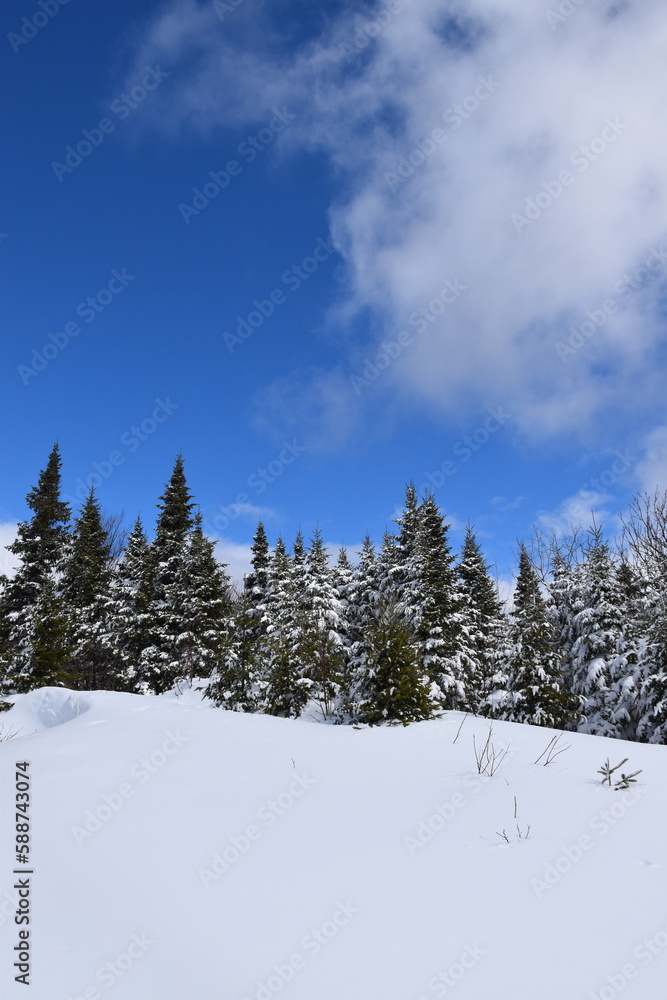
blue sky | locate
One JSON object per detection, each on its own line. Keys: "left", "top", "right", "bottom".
{"left": 2, "top": 0, "right": 666, "bottom": 584}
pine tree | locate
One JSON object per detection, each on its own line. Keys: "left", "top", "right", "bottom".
{"left": 206, "top": 583, "right": 262, "bottom": 712}
{"left": 546, "top": 549, "right": 581, "bottom": 684}
{"left": 340, "top": 535, "right": 379, "bottom": 721}
{"left": 414, "top": 495, "right": 467, "bottom": 711}
{"left": 348, "top": 596, "right": 437, "bottom": 726}
{"left": 140, "top": 455, "right": 196, "bottom": 692}
{"left": 6, "top": 443, "right": 71, "bottom": 602}
{"left": 17, "top": 579, "right": 75, "bottom": 690}
{"left": 175, "top": 512, "right": 232, "bottom": 683}
{"left": 246, "top": 521, "right": 270, "bottom": 610}
{"left": 61, "top": 488, "right": 123, "bottom": 690}
{"left": 636, "top": 574, "right": 667, "bottom": 744}
{"left": 503, "top": 545, "right": 576, "bottom": 729}
{"left": 333, "top": 546, "right": 355, "bottom": 705}
{"left": 1, "top": 444, "right": 73, "bottom": 694}
{"left": 334, "top": 546, "right": 354, "bottom": 596}
{"left": 375, "top": 530, "right": 399, "bottom": 602}
{"left": 457, "top": 525, "right": 507, "bottom": 714}
{"left": 570, "top": 526, "right": 626, "bottom": 737}
{"left": 302, "top": 528, "right": 348, "bottom": 718}
{"left": 241, "top": 521, "right": 271, "bottom": 654}
{"left": 620, "top": 491, "right": 667, "bottom": 743}
{"left": 262, "top": 534, "right": 313, "bottom": 718}
{"left": 393, "top": 483, "right": 421, "bottom": 619}
{"left": 609, "top": 559, "right": 645, "bottom": 740}
{"left": 113, "top": 516, "right": 154, "bottom": 689}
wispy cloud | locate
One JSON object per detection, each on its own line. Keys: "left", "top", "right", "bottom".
{"left": 635, "top": 425, "right": 667, "bottom": 493}
{"left": 536, "top": 488, "right": 614, "bottom": 537}
{"left": 491, "top": 495, "right": 526, "bottom": 513}
{"left": 121, "top": 0, "right": 667, "bottom": 448}
{"left": 211, "top": 537, "right": 254, "bottom": 586}
{"left": 0, "top": 523, "right": 19, "bottom": 578}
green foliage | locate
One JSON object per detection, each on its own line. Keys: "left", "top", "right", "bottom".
{"left": 503, "top": 545, "right": 578, "bottom": 730}
{"left": 350, "top": 598, "right": 437, "bottom": 726}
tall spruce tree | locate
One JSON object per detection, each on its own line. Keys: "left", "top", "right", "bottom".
{"left": 340, "top": 536, "right": 379, "bottom": 721}
{"left": 347, "top": 595, "right": 437, "bottom": 726}
{"left": 247, "top": 522, "right": 270, "bottom": 609}
{"left": 262, "top": 533, "right": 313, "bottom": 717}
{"left": 503, "top": 545, "right": 576, "bottom": 729}
{"left": 546, "top": 549, "right": 581, "bottom": 688}
{"left": 393, "top": 483, "right": 421, "bottom": 619}
{"left": 16, "top": 579, "right": 75, "bottom": 691}
{"left": 207, "top": 582, "right": 262, "bottom": 712}
{"left": 175, "top": 512, "right": 232, "bottom": 682}
{"left": 569, "top": 526, "right": 626, "bottom": 737}
{"left": 61, "top": 488, "right": 122, "bottom": 690}
{"left": 242, "top": 521, "right": 271, "bottom": 654}
{"left": 141, "top": 455, "right": 196, "bottom": 692}
{"left": 637, "top": 599, "right": 667, "bottom": 744}
{"left": 302, "top": 528, "right": 347, "bottom": 718}
{"left": 112, "top": 516, "right": 154, "bottom": 688}
{"left": 457, "top": 525, "right": 507, "bottom": 714}
{"left": 635, "top": 571, "right": 667, "bottom": 744}
{"left": 6, "top": 443, "right": 71, "bottom": 600}
{"left": 414, "top": 495, "right": 467, "bottom": 711}
{"left": 1, "top": 444, "right": 73, "bottom": 693}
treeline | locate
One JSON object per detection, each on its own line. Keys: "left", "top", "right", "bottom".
{"left": 1, "top": 445, "right": 665, "bottom": 743}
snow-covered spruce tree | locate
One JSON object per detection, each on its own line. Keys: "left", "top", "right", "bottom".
{"left": 569, "top": 525, "right": 627, "bottom": 737}
{"left": 6, "top": 443, "right": 71, "bottom": 599}
{"left": 392, "top": 483, "right": 422, "bottom": 620}
{"left": 245, "top": 521, "right": 270, "bottom": 635}
{"left": 503, "top": 545, "right": 577, "bottom": 729}
{"left": 140, "top": 455, "right": 196, "bottom": 693}
{"left": 207, "top": 523, "right": 270, "bottom": 711}
{"left": 340, "top": 535, "right": 379, "bottom": 722}
{"left": 546, "top": 547, "right": 582, "bottom": 691}
{"left": 347, "top": 594, "right": 437, "bottom": 726}
{"left": 300, "top": 528, "right": 348, "bottom": 718}
{"left": 112, "top": 516, "right": 154, "bottom": 689}
{"left": 375, "top": 530, "right": 400, "bottom": 602}
{"left": 622, "top": 491, "right": 667, "bottom": 743}
{"left": 175, "top": 512, "right": 233, "bottom": 683}
{"left": 457, "top": 524, "right": 508, "bottom": 715}
{"left": 61, "top": 488, "right": 124, "bottom": 691}
{"left": 333, "top": 546, "right": 355, "bottom": 703}
{"left": 637, "top": 600, "right": 667, "bottom": 744}
{"left": 635, "top": 569, "right": 667, "bottom": 744}
{"left": 607, "top": 558, "right": 647, "bottom": 741}
{"left": 13, "top": 578, "right": 75, "bottom": 691}
{"left": 1, "top": 443, "right": 73, "bottom": 693}
{"left": 206, "top": 582, "right": 263, "bottom": 712}
{"left": 333, "top": 546, "right": 354, "bottom": 599}
{"left": 413, "top": 495, "right": 468, "bottom": 712}
{"left": 261, "top": 534, "right": 314, "bottom": 718}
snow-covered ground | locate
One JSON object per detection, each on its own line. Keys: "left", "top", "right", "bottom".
{"left": 1, "top": 686, "right": 666, "bottom": 1000}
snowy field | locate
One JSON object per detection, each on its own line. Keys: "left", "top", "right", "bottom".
{"left": 1, "top": 686, "right": 666, "bottom": 1000}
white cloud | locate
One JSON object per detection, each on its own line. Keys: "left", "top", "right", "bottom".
{"left": 495, "top": 574, "right": 515, "bottom": 612}
{"left": 491, "top": 495, "right": 526, "bottom": 513}
{"left": 122, "top": 0, "right": 667, "bottom": 444}
{"left": 0, "top": 523, "right": 19, "bottom": 578}
{"left": 635, "top": 425, "right": 667, "bottom": 493}
{"left": 211, "top": 537, "right": 254, "bottom": 587}
{"left": 536, "top": 488, "right": 614, "bottom": 538}
{"left": 227, "top": 502, "right": 278, "bottom": 521}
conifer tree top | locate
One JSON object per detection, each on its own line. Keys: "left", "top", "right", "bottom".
{"left": 154, "top": 455, "right": 195, "bottom": 549}
{"left": 7, "top": 443, "right": 71, "bottom": 586}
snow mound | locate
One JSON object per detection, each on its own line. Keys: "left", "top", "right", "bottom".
{"left": 21, "top": 687, "right": 91, "bottom": 731}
